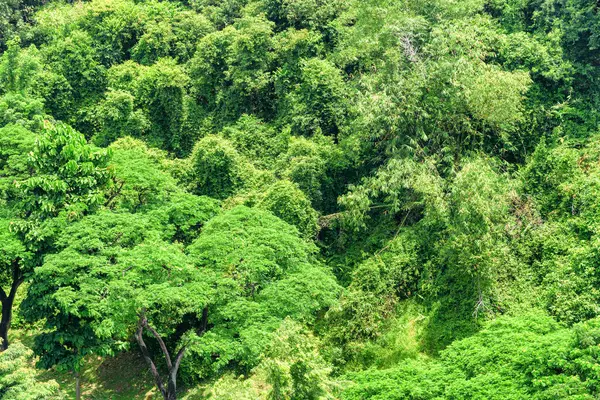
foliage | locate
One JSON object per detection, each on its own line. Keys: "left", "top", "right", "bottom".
{"left": 325, "top": 232, "right": 420, "bottom": 363}
{"left": 223, "top": 114, "right": 289, "bottom": 169}
{"left": 205, "top": 319, "right": 335, "bottom": 399}
{"left": 107, "top": 58, "right": 193, "bottom": 155}
{"left": 256, "top": 180, "right": 319, "bottom": 238}
{"left": 343, "top": 312, "right": 600, "bottom": 400}
{"left": 16, "top": 122, "right": 111, "bottom": 225}
{"left": 282, "top": 58, "right": 347, "bottom": 138}
{"left": 188, "top": 13, "right": 275, "bottom": 121}
{"left": 184, "top": 206, "right": 340, "bottom": 380}
{"left": 276, "top": 135, "right": 340, "bottom": 209}
{"left": 150, "top": 191, "right": 220, "bottom": 244}
{"left": 21, "top": 211, "right": 210, "bottom": 373}
{"left": 107, "top": 137, "right": 179, "bottom": 211}
{"left": 0, "top": 341, "right": 63, "bottom": 400}
{"left": 0, "top": 93, "right": 45, "bottom": 132}
{"left": 0, "top": 39, "right": 42, "bottom": 95}
{"left": 91, "top": 90, "right": 149, "bottom": 147}
{"left": 262, "top": 0, "right": 345, "bottom": 32}
{"left": 5, "top": 0, "right": 600, "bottom": 398}
{"left": 0, "top": 124, "right": 36, "bottom": 201}
{"left": 185, "top": 135, "right": 252, "bottom": 199}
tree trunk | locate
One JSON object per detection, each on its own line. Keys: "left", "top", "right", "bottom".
{"left": 0, "top": 295, "right": 15, "bottom": 350}
{"left": 167, "top": 370, "right": 177, "bottom": 400}
{"left": 135, "top": 313, "right": 187, "bottom": 400}
{"left": 75, "top": 371, "right": 81, "bottom": 400}
{"left": 0, "top": 259, "right": 23, "bottom": 351}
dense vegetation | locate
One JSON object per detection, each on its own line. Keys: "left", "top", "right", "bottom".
{"left": 2, "top": 0, "right": 600, "bottom": 398}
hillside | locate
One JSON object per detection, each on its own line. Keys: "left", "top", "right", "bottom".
{"left": 2, "top": 0, "right": 600, "bottom": 399}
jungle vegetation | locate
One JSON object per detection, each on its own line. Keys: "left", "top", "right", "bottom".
{"left": 2, "top": 0, "right": 600, "bottom": 398}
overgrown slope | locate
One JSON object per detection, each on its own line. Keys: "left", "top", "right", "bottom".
{"left": 2, "top": 0, "right": 600, "bottom": 398}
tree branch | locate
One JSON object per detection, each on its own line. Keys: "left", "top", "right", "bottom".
{"left": 9, "top": 259, "right": 23, "bottom": 299}
{"left": 1, "top": 258, "right": 23, "bottom": 302}
{"left": 172, "top": 345, "right": 186, "bottom": 377}
{"left": 200, "top": 306, "right": 208, "bottom": 334}
{"left": 143, "top": 319, "right": 173, "bottom": 370}
{"left": 135, "top": 316, "right": 166, "bottom": 398}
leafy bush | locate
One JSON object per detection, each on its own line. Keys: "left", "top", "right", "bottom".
{"left": 343, "top": 313, "right": 600, "bottom": 400}
{"left": 0, "top": 342, "right": 63, "bottom": 400}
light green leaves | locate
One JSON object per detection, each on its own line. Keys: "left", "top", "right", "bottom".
{"left": 185, "top": 206, "right": 339, "bottom": 380}
{"left": 18, "top": 123, "right": 111, "bottom": 223}
{"left": 0, "top": 342, "right": 63, "bottom": 400}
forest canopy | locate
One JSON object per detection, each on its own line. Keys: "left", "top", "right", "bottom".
{"left": 2, "top": 0, "right": 600, "bottom": 398}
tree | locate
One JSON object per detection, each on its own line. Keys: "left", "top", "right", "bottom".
{"left": 283, "top": 58, "right": 346, "bottom": 138}
{"left": 188, "top": 14, "right": 275, "bottom": 121}
{"left": 6, "top": 123, "right": 111, "bottom": 395}
{"left": 23, "top": 205, "right": 339, "bottom": 399}
{"left": 263, "top": 0, "right": 345, "bottom": 32}
{"left": 0, "top": 124, "right": 36, "bottom": 351}
{"left": 22, "top": 211, "right": 212, "bottom": 400}
{"left": 256, "top": 180, "right": 319, "bottom": 238}
{"left": 0, "top": 39, "right": 42, "bottom": 95}
{"left": 106, "top": 136, "right": 221, "bottom": 241}
{"left": 91, "top": 90, "right": 149, "bottom": 147}
{"left": 184, "top": 135, "right": 252, "bottom": 199}
{"left": 222, "top": 114, "right": 289, "bottom": 169}
{"left": 40, "top": 29, "right": 107, "bottom": 126}
{"left": 0, "top": 124, "right": 36, "bottom": 203}
{"left": 183, "top": 206, "right": 340, "bottom": 381}
{"left": 338, "top": 4, "right": 532, "bottom": 169}
{"left": 15, "top": 123, "right": 111, "bottom": 225}
{"left": 106, "top": 137, "right": 179, "bottom": 211}
{"left": 0, "top": 125, "right": 35, "bottom": 350}
{"left": 276, "top": 135, "right": 340, "bottom": 209}
{"left": 518, "top": 136, "right": 600, "bottom": 325}
{"left": 0, "top": 40, "right": 46, "bottom": 132}
{"left": 335, "top": 156, "right": 520, "bottom": 352}
{"left": 106, "top": 59, "right": 193, "bottom": 155}
{"left": 0, "top": 0, "right": 46, "bottom": 51}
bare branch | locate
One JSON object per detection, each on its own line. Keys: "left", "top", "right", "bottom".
{"left": 143, "top": 319, "right": 173, "bottom": 370}
{"left": 135, "top": 316, "right": 166, "bottom": 398}
{"left": 9, "top": 259, "right": 23, "bottom": 298}
{"left": 173, "top": 345, "right": 186, "bottom": 377}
